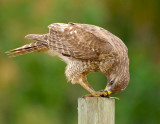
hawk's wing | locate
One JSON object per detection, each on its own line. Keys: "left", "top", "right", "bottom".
{"left": 48, "top": 23, "right": 114, "bottom": 60}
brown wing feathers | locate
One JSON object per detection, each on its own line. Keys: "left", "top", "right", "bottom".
{"left": 48, "top": 23, "right": 113, "bottom": 60}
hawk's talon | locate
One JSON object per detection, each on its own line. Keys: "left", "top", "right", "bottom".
{"left": 95, "top": 91, "right": 108, "bottom": 97}
{"left": 82, "top": 90, "right": 109, "bottom": 98}
{"left": 82, "top": 94, "right": 120, "bottom": 100}
{"left": 82, "top": 94, "right": 95, "bottom": 98}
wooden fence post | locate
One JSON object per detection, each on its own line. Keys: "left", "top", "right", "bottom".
{"left": 78, "top": 97, "right": 115, "bottom": 124}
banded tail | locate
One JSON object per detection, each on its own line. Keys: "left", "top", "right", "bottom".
{"left": 6, "top": 34, "right": 49, "bottom": 57}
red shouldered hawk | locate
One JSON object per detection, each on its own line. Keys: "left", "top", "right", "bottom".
{"left": 6, "top": 23, "right": 130, "bottom": 97}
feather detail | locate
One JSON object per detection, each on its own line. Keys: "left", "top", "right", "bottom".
{"left": 6, "top": 41, "right": 48, "bottom": 57}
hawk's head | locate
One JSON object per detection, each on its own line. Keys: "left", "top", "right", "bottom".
{"left": 105, "top": 73, "right": 130, "bottom": 94}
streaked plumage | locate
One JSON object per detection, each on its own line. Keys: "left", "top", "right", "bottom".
{"left": 6, "top": 23, "right": 130, "bottom": 96}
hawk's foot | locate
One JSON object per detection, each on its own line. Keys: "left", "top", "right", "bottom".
{"left": 82, "top": 94, "right": 120, "bottom": 100}
{"left": 82, "top": 94, "right": 95, "bottom": 98}
{"left": 82, "top": 90, "right": 109, "bottom": 98}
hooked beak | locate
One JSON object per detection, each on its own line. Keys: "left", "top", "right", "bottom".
{"left": 104, "top": 83, "right": 112, "bottom": 95}
{"left": 107, "top": 91, "right": 112, "bottom": 95}
{"left": 104, "top": 89, "right": 112, "bottom": 95}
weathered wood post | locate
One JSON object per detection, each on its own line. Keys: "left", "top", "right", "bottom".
{"left": 78, "top": 97, "right": 115, "bottom": 124}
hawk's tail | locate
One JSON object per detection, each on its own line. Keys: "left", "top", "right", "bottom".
{"left": 6, "top": 34, "right": 49, "bottom": 57}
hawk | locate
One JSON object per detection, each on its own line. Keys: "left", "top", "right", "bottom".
{"left": 6, "top": 23, "right": 130, "bottom": 97}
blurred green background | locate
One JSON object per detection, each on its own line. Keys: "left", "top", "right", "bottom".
{"left": 0, "top": 0, "right": 160, "bottom": 124}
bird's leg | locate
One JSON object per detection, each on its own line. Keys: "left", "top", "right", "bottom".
{"left": 78, "top": 75, "right": 96, "bottom": 95}
{"left": 78, "top": 75, "right": 108, "bottom": 98}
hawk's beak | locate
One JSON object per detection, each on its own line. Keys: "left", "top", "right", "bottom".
{"left": 107, "top": 91, "right": 112, "bottom": 95}
{"left": 104, "top": 90, "right": 112, "bottom": 95}
{"left": 104, "top": 84, "right": 112, "bottom": 95}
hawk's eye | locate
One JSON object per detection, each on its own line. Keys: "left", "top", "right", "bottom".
{"left": 109, "top": 80, "right": 114, "bottom": 85}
